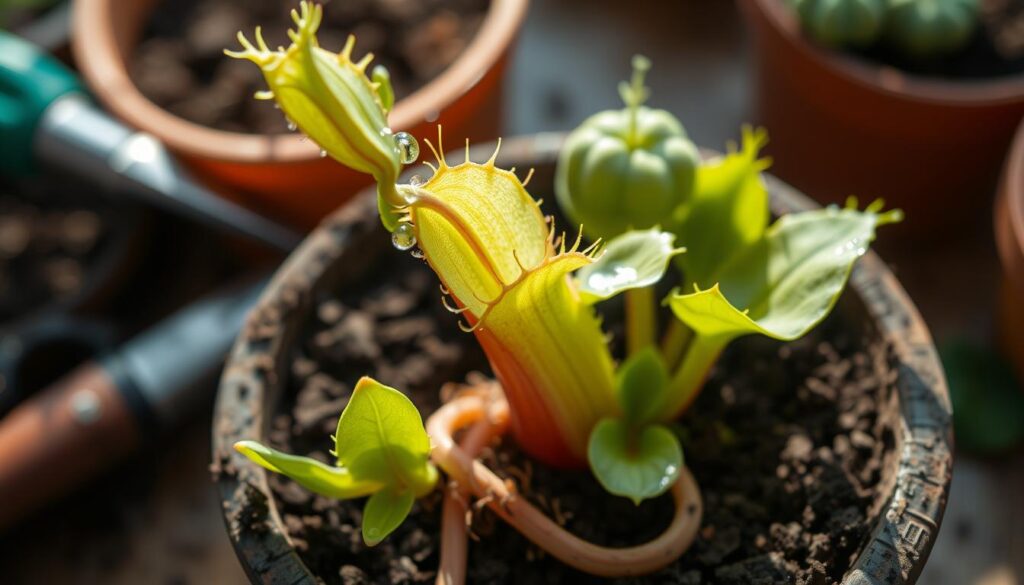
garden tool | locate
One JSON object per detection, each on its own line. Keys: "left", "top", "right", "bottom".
{"left": 0, "top": 313, "right": 117, "bottom": 418}
{"left": 0, "top": 274, "right": 267, "bottom": 530}
{"left": 0, "top": 31, "right": 301, "bottom": 253}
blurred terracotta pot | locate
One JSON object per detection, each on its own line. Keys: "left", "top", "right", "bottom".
{"left": 996, "top": 120, "right": 1024, "bottom": 386}
{"left": 72, "top": 0, "right": 528, "bottom": 230}
{"left": 739, "top": 0, "right": 1024, "bottom": 238}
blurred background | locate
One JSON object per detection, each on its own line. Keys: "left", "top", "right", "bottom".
{"left": 0, "top": 0, "right": 1021, "bottom": 583}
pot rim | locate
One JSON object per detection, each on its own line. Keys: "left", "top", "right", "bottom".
{"left": 744, "top": 0, "right": 1024, "bottom": 106}
{"left": 70, "top": 0, "right": 529, "bottom": 164}
{"left": 996, "top": 120, "right": 1024, "bottom": 289}
{"left": 212, "top": 134, "right": 952, "bottom": 584}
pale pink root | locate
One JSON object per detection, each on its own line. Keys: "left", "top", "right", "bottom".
{"left": 427, "top": 391, "right": 703, "bottom": 581}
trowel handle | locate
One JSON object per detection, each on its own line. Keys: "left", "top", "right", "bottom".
{"left": 0, "top": 30, "right": 82, "bottom": 176}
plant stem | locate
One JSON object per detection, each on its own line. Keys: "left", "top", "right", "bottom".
{"left": 663, "top": 334, "right": 729, "bottom": 419}
{"left": 437, "top": 403, "right": 500, "bottom": 585}
{"left": 427, "top": 388, "right": 703, "bottom": 580}
{"left": 626, "top": 287, "right": 656, "bottom": 356}
{"left": 622, "top": 55, "right": 650, "bottom": 147}
{"left": 660, "top": 319, "right": 693, "bottom": 371}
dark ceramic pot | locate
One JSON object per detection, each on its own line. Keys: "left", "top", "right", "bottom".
{"left": 212, "top": 135, "right": 953, "bottom": 584}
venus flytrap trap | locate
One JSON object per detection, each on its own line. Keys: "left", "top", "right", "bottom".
{"left": 227, "top": 5, "right": 897, "bottom": 582}
{"left": 225, "top": 1, "right": 416, "bottom": 231}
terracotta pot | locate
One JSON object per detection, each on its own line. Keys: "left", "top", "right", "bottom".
{"left": 211, "top": 135, "right": 953, "bottom": 584}
{"left": 71, "top": 0, "right": 528, "bottom": 230}
{"left": 739, "top": 0, "right": 1024, "bottom": 239}
{"left": 996, "top": 120, "right": 1024, "bottom": 385}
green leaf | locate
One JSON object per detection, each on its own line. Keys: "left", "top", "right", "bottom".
{"left": 575, "top": 228, "right": 683, "bottom": 303}
{"left": 616, "top": 347, "right": 669, "bottom": 425}
{"left": 587, "top": 419, "right": 683, "bottom": 505}
{"left": 234, "top": 441, "right": 383, "bottom": 499}
{"left": 362, "top": 487, "right": 415, "bottom": 546}
{"left": 674, "top": 126, "right": 770, "bottom": 287}
{"left": 669, "top": 200, "right": 902, "bottom": 342}
{"left": 335, "top": 377, "right": 438, "bottom": 497}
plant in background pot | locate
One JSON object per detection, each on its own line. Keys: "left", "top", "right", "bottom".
{"left": 740, "top": 0, "right": 1024, "bottom": 238}
{"left": 213, "top": 4, "right": 952, "bottom": 584}
{"left": 71, "top": 0, "right": 528, "bottom": 229}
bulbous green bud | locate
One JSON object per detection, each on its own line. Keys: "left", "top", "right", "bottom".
{"left": 788, "top": 0, "right": 887, "bottom": 47}
{"left": 556, "top": 56, "right": 699, "bottom": 241}
{"left": 885, "top": 0, "right": 978, "bottom": 57}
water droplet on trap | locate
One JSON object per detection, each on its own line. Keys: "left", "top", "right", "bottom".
{"left": 394, "top": 132, "right": 419, "bottom": 164}
{"left": 392, "top": 223, "right": 417, "bottom": 251}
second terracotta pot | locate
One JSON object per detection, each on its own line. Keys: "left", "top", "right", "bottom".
{"left": 740, "top": 0, "right": 1024, "bottom": 239}
{"left": 72, "top": 0, "right": 528, "bottom": 230}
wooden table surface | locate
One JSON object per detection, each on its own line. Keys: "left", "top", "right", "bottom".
{"left": 3, "top": 1, "right": 1021, "bottom": 583}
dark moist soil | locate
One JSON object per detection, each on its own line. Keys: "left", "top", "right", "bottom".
{"left": 854, "top": 0, "right": 1024, "bottom": 79}
{"left": 131, "top": 0, "right": 489, "bottom": 134}
{"left": 0, "top": 182, "right": 110, "bottom": 323}
{"left": 265, "top": 251, "right": 898, "bottom": 585}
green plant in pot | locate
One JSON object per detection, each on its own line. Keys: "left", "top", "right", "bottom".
{"left": 787, "top": 0, "right": 979, "bottom": 56}
{"left": 225, "top": 3, "right": 901, "bottom": 581}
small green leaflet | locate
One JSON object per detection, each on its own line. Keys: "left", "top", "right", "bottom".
{"left": 334, "top": 377, "right": 438, "bottom": 497}
{"left": 616, "top": 347, "right": 670, "bottom": 426}
{"left": 235, "top": 377, "right": 437, "bottom": 546}
{"left": 576, "top": 228, "right": 683, "bottom": 303}
{"left": 587, "top": 349, "right": 682, "bottom": 504}
{"left": 673, "top": 126, "right": 770, "bottom": 287}
{"left": 588, "top": 419, "right": 683, "bottom": 505}
{"left": 670, "top": 199, "right": 902, "bottom": 343}
{"left": 363, "top": 488, "right": 415, "bottom": 546}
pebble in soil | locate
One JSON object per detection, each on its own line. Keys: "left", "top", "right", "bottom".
{"left": 130, "top": 0, "right": 489, "bottom": 134}
{"left": 264, "top": 249, "right": 899, "bottom": 585}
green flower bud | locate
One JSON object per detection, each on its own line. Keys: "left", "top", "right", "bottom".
{"left": 788, "top": 0, "right": 887, "bottom": 47}
{"left": 226, "top": 1, "right": 410, "bottom": 226}
{"left": 556, "top": 56, "right": 699, "bottom": 241}
{"left": 885, "top": 0, "right": 978, "bottom": 57}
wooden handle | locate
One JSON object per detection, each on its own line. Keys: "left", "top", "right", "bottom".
{"left": 0, "top": 361, "right": 140, "bottom": 529}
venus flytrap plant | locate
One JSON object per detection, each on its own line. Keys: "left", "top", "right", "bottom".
{"left": 228, "top": 5, "right": 896, "bottom": 581}
{"left": 227, "top": 6, "right": 701, "bottom": 577}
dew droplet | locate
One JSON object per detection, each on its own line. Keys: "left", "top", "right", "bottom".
{"left": 394, "top": 132, "right": 419, "bottom": 164}
{"left": 319, "top": 149, "right": 328, "bottom": 158}
{"left": 411, "top": 248, "right": 425, "bottom": 259}
{"left": 380, "top": 127, "right": 393, "bottom": 137}
{"left": 409, "top": 174, "right": 423, "bottom": 187}
{"left": 286, "top": 119, "right": 297, "bottom": 131}
{"left": 392, "top": 223, "right": 417, "bottom": 251}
